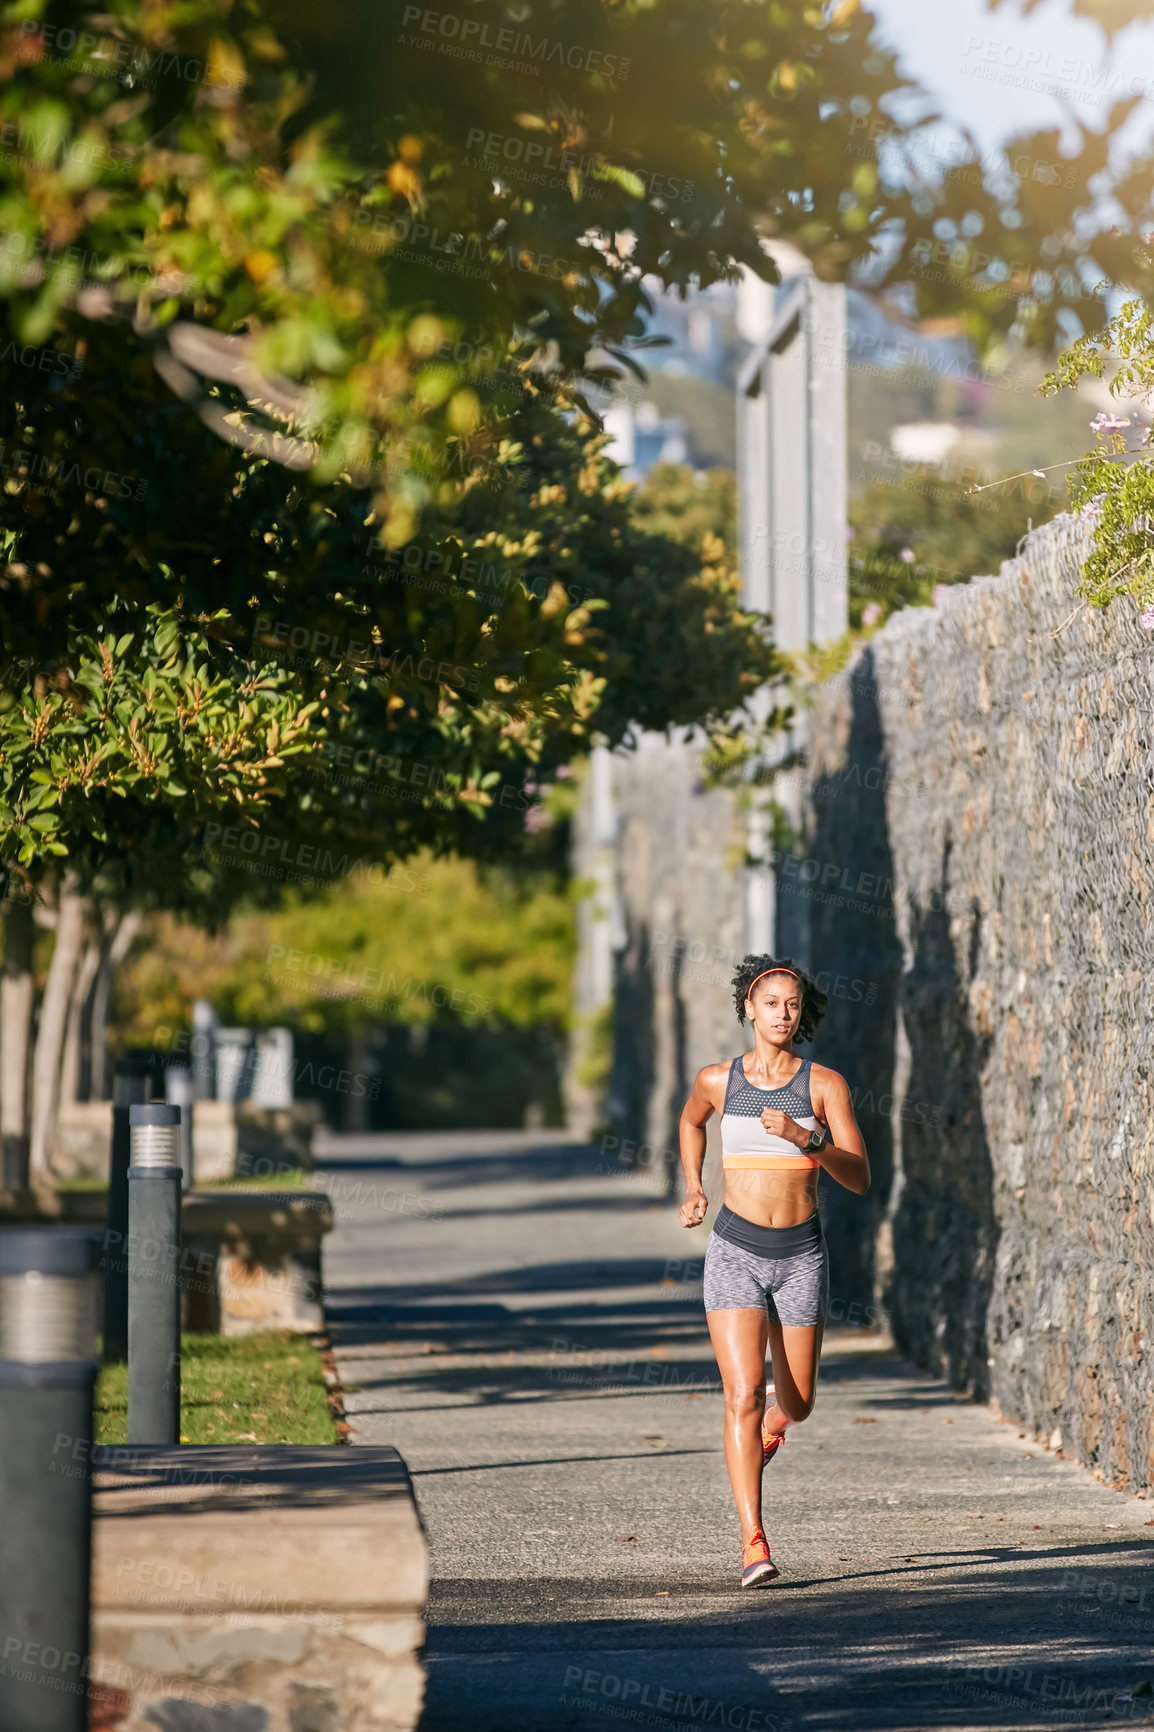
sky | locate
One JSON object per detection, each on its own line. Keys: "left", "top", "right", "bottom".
{"left": 867, "top": 0, "right": 1154, "bottom": 161}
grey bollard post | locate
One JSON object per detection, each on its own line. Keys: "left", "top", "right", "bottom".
{"left": 0, "top": 1227, "right": 100, "bottom": 1732}
{"left": 127, "top": 1104, "right": 182, "bottom": 1446}
{"left": 102, "top": 1060, "right": 151, "bottom": 1362}
{"left": 165, "top": 1065, "right": 195, "bottom": 1192}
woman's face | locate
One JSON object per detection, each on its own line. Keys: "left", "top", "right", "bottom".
{"left": 745, "top": 974, "right": 802, "bottom": 1046}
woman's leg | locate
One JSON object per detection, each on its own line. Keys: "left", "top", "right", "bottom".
{"left": 762, "top": 1240, "right": 830, "bottom": 1434}
{"left": 707, "top": 1306, "right": 770, "bottom": 1543}
{"left": 762, "top": 1318, "right": 824, "bottom": 1435}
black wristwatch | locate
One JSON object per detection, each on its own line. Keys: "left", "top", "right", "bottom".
{"left": 805, "top": 1126, "right": 828, "bottom": 1154}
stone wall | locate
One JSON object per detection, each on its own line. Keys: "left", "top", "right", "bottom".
{"left": 808, "top": 515, "right": 1154, "bottom": 1489}
{"left": 596, "top": 514, "right": 1154, "bottom": 1489}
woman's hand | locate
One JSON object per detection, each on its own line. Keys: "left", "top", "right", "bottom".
{"left": 680, "top": 1188, "right": 708, "bottom": 1228}
{"left": 760, "top": 1108, "right": 808, "bottom": 1147}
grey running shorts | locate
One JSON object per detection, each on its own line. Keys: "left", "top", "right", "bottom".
{"left": 703, "top": 1230, "right": 829, "bottom": 1327}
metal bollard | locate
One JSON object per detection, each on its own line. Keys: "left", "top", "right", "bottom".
{"left": 127, "top": 1104, "right": 182, "bottom": 1446}
{"left": 102, "top": 1060, "right": 151, "bottom": 1362}
{"left": 165, "top": 1065, "right": 195, "bottom": 1192}
{"left": 0, "top": 1226, "right": 99, "bottom": 1732}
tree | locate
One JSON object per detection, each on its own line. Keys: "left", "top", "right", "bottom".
{"left": 4, "top": 0, "right": 1147, "bottom": 872}
{"left": 847, "top": 464, "right": 1060, "bottom": 628}
{"left": 0, "top": 357, "right": 783, "bottom": 884}
{"left": 0, "top": 886, "right": 34, "bottom": 1185}
{"left": 630, "top": 463, "right": 737, "bottom": 554}
{"left": 0, "top": 0, "right": 926, "bottom": 516}
{"left": 109, "top": 853, "right": 577, "bottom": 1129}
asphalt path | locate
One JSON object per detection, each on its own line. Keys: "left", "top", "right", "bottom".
{"left": 319, "top": 1129, "right": 1154, "bottom": 1732}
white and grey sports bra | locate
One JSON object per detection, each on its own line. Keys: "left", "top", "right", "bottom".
{"left": 720, "top": 1054, "right": 821, "bottom": 1171}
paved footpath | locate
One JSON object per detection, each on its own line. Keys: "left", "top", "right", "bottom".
{"left": 319, "top": 1130, "right": 1154, "bottom": 1732}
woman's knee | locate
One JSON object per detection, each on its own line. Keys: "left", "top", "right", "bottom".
{"left": 723, "top": 1381, "right": 765, "bottom": 1421}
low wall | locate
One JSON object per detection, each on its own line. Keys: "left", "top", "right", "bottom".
{"left": 182, "top": 1190, "right": 333, "bottom": 1335}
{"left": 91, "top": 1445, "right": 427, "bottom": 1731}
{"left": 807, "top": 516, "right": 1154, "bottom": 1489}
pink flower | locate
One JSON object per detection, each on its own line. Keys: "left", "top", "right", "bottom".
{"left": 523, "top": 804, "right": 554, "bottom": 833}
{"left": 1091, "top": 412, "right": 1131, "bottom": 435}
{"left": 1140, "top": 604, "right": 1154, "bottom": 632}
{"left": 1079, "top": 498, "right": 1104, "bottom": 526}
{"left": 554, "top": 764, "right": 573, "bottom": 779}
{"left": 862, "top": 602, "right": 881, "bottom": 627}
{"left": 899, "top": 547, "right": 915, "bottom": 564}
{"left": 932, "top": 584, "right": 950, "bottom": 607}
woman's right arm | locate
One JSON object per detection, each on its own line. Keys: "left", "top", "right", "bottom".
{"left": 679, "top": 1064, "right": 721, "bottom": 1228}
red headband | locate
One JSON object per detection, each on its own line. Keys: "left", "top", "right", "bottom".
{"left": 747, "top": 967, "right": 800, "bottom": 998}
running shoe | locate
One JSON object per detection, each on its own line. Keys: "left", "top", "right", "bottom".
{"left": 741, "top": 1528, "right": 779, "bottom": 1589}
{"left": 762, "top": 1386, "right": 786, "bottom": 1467}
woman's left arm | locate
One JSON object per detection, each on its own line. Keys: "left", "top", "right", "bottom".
{"left": 812, "top": 1068, "right": 870, "bottom": 1195}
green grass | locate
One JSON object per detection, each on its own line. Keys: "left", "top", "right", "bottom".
{"left": 96, "top": 1330, "right": 339, "bottom": 1445}
{"left": 202, "top": 1167, "right": 312, "bottom": 1190}
{"left": 56, "top": 1176, "right": 110, "bottom": 1192}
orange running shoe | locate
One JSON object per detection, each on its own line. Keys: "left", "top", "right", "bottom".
{"left": 741, "top": 1528, "right": 779, "bottom": 1589}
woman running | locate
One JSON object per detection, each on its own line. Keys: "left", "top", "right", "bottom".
{"left": 679, "top": 954, "right": 869, "bottom": 1587}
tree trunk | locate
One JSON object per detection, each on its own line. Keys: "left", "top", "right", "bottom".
{"left": 28, "top": 874, "right": 89, "bottom": 1185}
{"left": 88, "top": 908, "right": 143, "bottom": 1100}
{"left": 60, "top": 932, "right": 102, "bottom": 1107}
{"left": 0, "top": 891, "right": 35, "bottom": 1190}
{"left": 344, "top": 1024, "right": 371, "bottom": 1132}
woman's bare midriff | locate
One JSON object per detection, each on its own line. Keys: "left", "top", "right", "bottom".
{"left": 723, "top": 1168, "right": 819, "bottom": 1229}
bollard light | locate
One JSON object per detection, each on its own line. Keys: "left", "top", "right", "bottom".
{"left": 0, "top": 1226, "right": 99, "bottom": 1732}
{"left": 102, "top": 1060, "right": 151, "bottom": 1363}
{"left": 127, "top": 1104, "right": 182, "bottom": 1446}
{"left": 165, "top": 1065, "right": 195, "bottom": 1192}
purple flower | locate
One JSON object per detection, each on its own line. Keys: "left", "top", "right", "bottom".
{"left": 1091, "top": 412, "right": 1131, "bottom": 435}
{"left": 1140, "top": 604, "right": 1154, "bottom": 632}
{"left": 1141, "top": 425, "right": 1151, "bottom": 448}
{"left": 1079, "top": 498, "right": 1104, "bottom": 526}
{"left": 554, "top": 764, "right": 573, "bottom": 779}
{"left": 862, "top": 602, "right": 881, "bottom": 627}
{"left": 899, "top": 547, "right": 915, "bottom": 564}
{"left": 523, "top": 804, "right": 554, "bottom": 833}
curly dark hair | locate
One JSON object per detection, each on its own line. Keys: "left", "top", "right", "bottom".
{"left": 731, "top": 954, "right": 828, "bottom": 1043}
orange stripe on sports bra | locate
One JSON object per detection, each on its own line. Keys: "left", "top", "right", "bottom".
{"left": 722, "top": 1154, "right": 819, "bottom": 1171}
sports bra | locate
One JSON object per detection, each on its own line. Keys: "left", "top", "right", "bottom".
{"left": 720, "top": 1054, "right": 821, "bottom": 1171}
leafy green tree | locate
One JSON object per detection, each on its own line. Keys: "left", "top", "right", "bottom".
{"left": 113, "top": 854, "right": 573, "bottom": 1041}
{"left": 3, "top": 0, "right": 1148, "bottom": 876}
{"left": 847, "top": 465, "right": 1059, "bottom": 627}
{"left": 630, "top": 463, "right": 737, "bottom": 555}
{"left": 110, "top": 854, "right": 576, "bottom": 1128}
{"left": 0, "top": 345, "right": 780, "bottom": 884}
